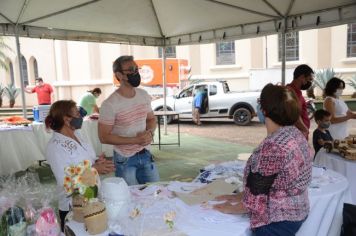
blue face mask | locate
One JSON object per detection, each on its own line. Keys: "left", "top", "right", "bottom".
{"left": 257, "top": 104, "right": 265, "bottom": 124}
{"left": 70, "top": 116, "right": 83, "bottom": 129}
{"left": 320, "top": 122, "right": 330, "bottom": 129}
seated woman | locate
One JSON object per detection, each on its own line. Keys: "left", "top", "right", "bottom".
{"left": 214, "top": 84, "right": 313, "bottom": 236}
{"left": 323, "top": 77, "right": 356, "bottom": 139}
{"left": 44, "top": 100, "right": 115, "bottom": 232}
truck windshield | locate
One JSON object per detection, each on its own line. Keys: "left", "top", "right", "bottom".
{"left": 222, "top": 82, "right": 230, "bottom": 93}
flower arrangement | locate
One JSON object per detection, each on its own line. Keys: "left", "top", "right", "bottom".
{"left": 63, "top": 160, "right": 99, "bottom": 199}
{"left": 163, "top": 211, "right": 176, "bottom": 230}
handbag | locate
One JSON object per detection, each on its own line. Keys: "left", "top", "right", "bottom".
{"left": 340, "top": 203, "right": 356, "bottom": 236}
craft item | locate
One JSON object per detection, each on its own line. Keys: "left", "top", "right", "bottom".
{"left": 72, "top": 195, "right": 86, "bottom": 223}
{"left": 35, "top": 207, "right": 60, "bottom": 236}
{"left": 101, "top": 177, "right": 130, "bottom": 221}
{"left": 83, "top": 201, "right": 108, "bottom": 235}
{"left": 0, "top": 206, "right": 26, "bottom": 236}
{"left": 173, "top": 179, "right": 238, "bottom": 205}
{"left": 333, "top": 139, "right": 340, "bottom": 149}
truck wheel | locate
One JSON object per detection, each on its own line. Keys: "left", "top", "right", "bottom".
{"left": 233, "top": 108, "right": 252, "bottom": 126}
{"left": 157, "top": 108, "right": 173, "bottom": 124}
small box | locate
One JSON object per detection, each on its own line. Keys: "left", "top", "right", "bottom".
{"left": 33, "top": 105, "right": 51, "bottom": 122}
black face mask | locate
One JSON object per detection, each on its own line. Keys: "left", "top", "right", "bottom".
{"left": 70, "top": 116, "right": 83, "bottom": 129}
{"left": 301, "top": 81, "right": 312, "bottom": 90}
{"left": 127, "top": 72, "right": 141, "bottom": 87}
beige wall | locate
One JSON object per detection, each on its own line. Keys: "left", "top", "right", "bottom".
{"left": 1, "top": 23, "right": 356, "bottom": 108}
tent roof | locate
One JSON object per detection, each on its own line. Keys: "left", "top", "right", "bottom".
{"left": 1, "top": 0, "right": 356, "bottom": 46}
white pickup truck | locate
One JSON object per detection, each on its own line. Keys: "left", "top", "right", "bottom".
{"left": 151, "top": 81, "right": 260, "bottom": 126}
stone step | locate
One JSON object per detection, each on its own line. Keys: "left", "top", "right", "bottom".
{"left": 0, "top": 107, "right": 34, "bottom": 118}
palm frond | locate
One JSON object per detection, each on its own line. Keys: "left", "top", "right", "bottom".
{"left": 0, "top": 83, "right": 5, "bottom": 97}
{"left": 4, "top": 84, "right": 20, "bottom": 100}
{"left": 0, "top": 37, "right": 13, "bottom": 71}
{"left": 347, "top": 75, "right": 356, "bottom": 89}
{"left": 0, "top": 37, "right": 12, "bottom": 52}
{"left": 313, "top": 68, "right": 337, "bottom": 90}
{"left": 0, "top": 60, "right": 8, "bottom": 70}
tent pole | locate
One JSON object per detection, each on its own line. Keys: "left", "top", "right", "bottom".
{"left": 281, "top": 17, "right": 287, "bottom": 85}
{"left": 162, "top": 41, "right": 168, "bottom": 135}
{"left": 15, "top": 29, "right": 27, "bottom": 118}
{"left": 265, "top": 35, "right": 268, "bottom": 68}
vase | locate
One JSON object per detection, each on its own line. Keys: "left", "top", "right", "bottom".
{"left": 72, "top": 195, "right": 86, "bottom": 223}
{"left": 83, "top": 200, "right": 107, "bottom": 235}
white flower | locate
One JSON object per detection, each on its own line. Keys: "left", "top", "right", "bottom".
{"left": 164, "top": 211, "right": 176, "bottom": 230}
{"left": 164, "top": 211, "right": 176, "bottom": 222}
{"left": 130, "top": 208, "right": 140, "bottom": 219}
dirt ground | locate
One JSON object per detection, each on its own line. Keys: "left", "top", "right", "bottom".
{"left": 167, "top": 117, "right": 356, "bottom": 148}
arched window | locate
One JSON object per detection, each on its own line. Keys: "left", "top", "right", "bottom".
{"left": 33, "top": 58, "right": 38, "bottom": 78}
{"left": 20, "top": 55, "right": 29, "bottom": 86}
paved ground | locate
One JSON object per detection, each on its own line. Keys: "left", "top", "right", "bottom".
{"left": 166, "top": 117, "right": 356, "bottom": 148}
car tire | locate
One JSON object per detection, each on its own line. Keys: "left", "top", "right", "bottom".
{"left": 157, "top": 108, "right": 174, "bottom": 124}
{"left": 233, "top": 107, "right": 252, "bottom": 126}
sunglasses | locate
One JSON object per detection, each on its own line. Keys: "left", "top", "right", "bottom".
{"left": 120, "top": 66, "right": 141, "bottom": 74}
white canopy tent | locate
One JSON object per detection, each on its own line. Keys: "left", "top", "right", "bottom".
{"left": 1, "top": 0, "right": 356, "bottom": 119}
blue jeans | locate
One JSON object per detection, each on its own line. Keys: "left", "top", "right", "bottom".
{"left": 113, "top": 149, "right": 160, "bottom": 186}
{"left": 253, "top": 219, "right": 306, "bottom": 236}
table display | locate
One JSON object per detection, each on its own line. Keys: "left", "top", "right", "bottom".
{"left": 314, "top": 148, "right": 356, "bottom": 204}
{"left": 66, "top": 162, "right": 350, "bottom": 236}
{"left": 323, "top": 135, "right": 356, "bottom": 160}
{"left": 0, "top": 172, "right": 60, "bottom": 236}
{"left": 0, "top": 124, "right": 44, "bottom": 175}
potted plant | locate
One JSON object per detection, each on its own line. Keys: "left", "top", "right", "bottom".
{"left": 0, "top": 83, "right": 5, "bottom": 107}
{"left": 347, "top": 75, "right": 356, "bottom": 98}
{"left": 4, "top": 84, "right": 20, "bottom": 108}
{"left": 63, "top": 160, "right": 108, "bottom": 234}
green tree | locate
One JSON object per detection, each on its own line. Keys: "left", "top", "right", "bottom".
{"left": 0, "top": 37, "right": 12, "bottom": 71}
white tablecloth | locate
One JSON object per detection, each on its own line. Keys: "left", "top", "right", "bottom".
{"left": 80, "top": 119, "right": 113, "bottom": 157}
{"left": 314, "top": 149, "right": 356, "bottom": 204}
{"left": 0, "top": 120, "right": 113, "bottom": 175}
{"left": 66, "top": 166, "right": 350, "bottom": 236}
{"left": 0, "top": 127, "right": 44, "bottom": 174}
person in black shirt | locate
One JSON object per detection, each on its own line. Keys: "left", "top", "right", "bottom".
{"left": 312, "top": 109, "right": 333, "bottom": 156}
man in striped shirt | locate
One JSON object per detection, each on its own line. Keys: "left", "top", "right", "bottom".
{"left": 98, "top": 55, "right": 159, "bottom": 185}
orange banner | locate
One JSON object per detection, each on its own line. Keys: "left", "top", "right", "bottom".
{"left": 113, "top": 59, "right": 190, "bottom": 86}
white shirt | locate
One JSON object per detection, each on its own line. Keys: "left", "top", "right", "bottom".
{"left": 46, "top": 131, "right": 97, "bottom": 211}
{"left": 324, "top": 96, "right": 349, "bottom": 139}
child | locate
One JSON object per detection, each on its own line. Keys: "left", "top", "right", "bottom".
{"left": 312, "top": 109, "right": 333, "bottom": 155}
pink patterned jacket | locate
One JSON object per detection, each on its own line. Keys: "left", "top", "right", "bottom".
{"left": 243, "top": 126, "right": 313, "bottom": 229}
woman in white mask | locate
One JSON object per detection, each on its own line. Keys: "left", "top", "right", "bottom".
{"left": 323, "top": 77, "right": 356, "bottom": 139}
